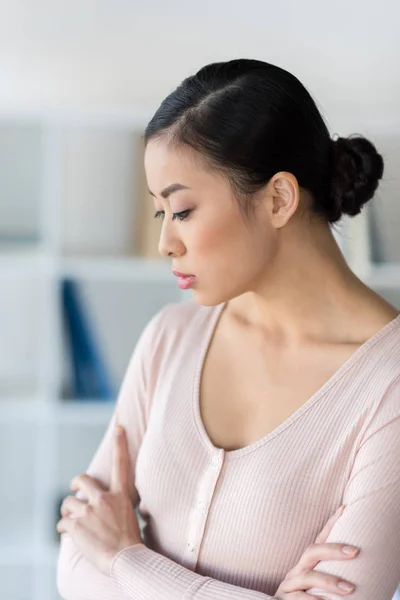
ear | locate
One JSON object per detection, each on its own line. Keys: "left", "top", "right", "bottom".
{"left": 269, "top": 171, "right": 300, "bottom": 227}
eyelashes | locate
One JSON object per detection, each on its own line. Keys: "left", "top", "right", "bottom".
{"left": 153, "top": 209, "right": 191, "bottom": 222}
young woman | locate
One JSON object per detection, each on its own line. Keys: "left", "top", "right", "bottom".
{"left": 57, "top": 59, "right": 400, "bottom": 600}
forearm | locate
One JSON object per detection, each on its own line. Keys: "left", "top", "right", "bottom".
{"left": 57, "top": 534, "right": 132, "bottom": 600}
{"left": 110, "top": 544, "right": 278, "bottom": 600}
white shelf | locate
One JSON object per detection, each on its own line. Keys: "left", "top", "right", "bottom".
{"left": 0, "top": 399, "right": 115, "bottom": 425}
{"left": 1, "top": 108, "right": 399, "bottom": 600}
{"left": 0, "top": 542, "right": 59, "bottom": 567}
{"left": 0, "top": 249, "right": 55, "bottom": 276}
{"left": 55, "top": 400, "right": 116, "bottom": 425}
{"left": 0, "top": 112, "right": 186, "bottom": 600}
{"left": 0, "top": 398, "right": 48, "bottom": 422}
{"left": 0, "top": 243, "right": 45, "bottom": 256}
{"left": 59, "top": 255, "right": 172, "bottom": 281}
{"left": 0, "top": 544, "right": 36, "bottom": 566}
{"left": 364, "top": 262, "right": 400, "bottom": 288}
{"left": 0, "top": 253, "right": 176, "bottom": 281}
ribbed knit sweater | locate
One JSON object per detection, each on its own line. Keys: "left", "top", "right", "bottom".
{"left": 57, "top": 299, "right": 400, "bottom": 600}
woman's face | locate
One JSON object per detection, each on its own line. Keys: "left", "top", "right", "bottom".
{"left": 144, "top": 139, "right": 280, "bottom": 307}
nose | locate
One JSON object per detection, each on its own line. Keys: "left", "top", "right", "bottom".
{"left": 158, "top": 221, "right": 185, "bottom": 258}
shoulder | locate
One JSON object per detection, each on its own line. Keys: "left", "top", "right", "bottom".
{"left": 140, "top": 298, "right": 221, "bottom": 352}
{"left": 133, "top": 299, "right": 221, "bottom": 393}
{"left": 358, "top": 366, "right": 400, "bottom": 449}
{"left": 358, "top": 313, "right": 400, "bottom": 399}
{"left": 379, "top": 370, "right": 400, "bottom": 421}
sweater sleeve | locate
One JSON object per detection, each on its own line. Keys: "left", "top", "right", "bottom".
{"left": 108, "top": 374, "right": 400, "bottom": 600}
{"left": 304, "top": 374, "right": 400, "bottom": 600}
{"left": 111, "top": 543, "right": 280, "bottom": 599}
{"left": 56, "top": 305, "right": 170, "bottom": 600}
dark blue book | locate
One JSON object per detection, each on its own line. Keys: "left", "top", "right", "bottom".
{"left": 61, "top": 279, "right": 115, "bottom": 401}
{"left": 63, "top": 286, "right": 96, "bottom": 398}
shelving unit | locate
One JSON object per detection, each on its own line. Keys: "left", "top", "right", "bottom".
{"left": 0, "top": 108, "right": 399, "bottom": 600}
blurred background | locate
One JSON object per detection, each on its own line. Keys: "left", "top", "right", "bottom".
{"left": 0, "top": 1, "right": 399, "bottom": 598}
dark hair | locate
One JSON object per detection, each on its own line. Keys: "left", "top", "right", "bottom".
{"left": 144, "top": 58, "right": 384, "bottom": 224}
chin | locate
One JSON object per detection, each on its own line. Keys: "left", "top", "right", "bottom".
{"left": 191, "top": 295, "right": 220, "bottom": 307}
{"left": 190, "top": 288, "right": 232, "bottom": 308}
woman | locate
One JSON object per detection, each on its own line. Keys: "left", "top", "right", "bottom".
{"left": 56, "top": 59, "right": 400, "bottom": 599}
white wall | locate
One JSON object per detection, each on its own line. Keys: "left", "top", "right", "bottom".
{"left": 0, "top": 0, "right": 399, "bottom": 130}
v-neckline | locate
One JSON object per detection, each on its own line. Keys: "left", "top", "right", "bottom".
{"left": 192, "top": 301, "right": 400, "bottom": 461}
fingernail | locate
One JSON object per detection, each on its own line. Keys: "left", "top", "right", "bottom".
{"left": 342, "top": 546, "right": 359, "bottom": 555}
{"left": 338, "top": 581, "right": 355, "bottom": 592}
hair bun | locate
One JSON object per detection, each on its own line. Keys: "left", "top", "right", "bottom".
{"left": 329, "top": 134, "right": 384, "bottom": 219}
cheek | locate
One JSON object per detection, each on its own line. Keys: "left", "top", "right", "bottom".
{"left": 192, "top": 220, "right": 260, "bottom": 280}
{"left": 191, "top": 216, "right": 241, "bottom": 255}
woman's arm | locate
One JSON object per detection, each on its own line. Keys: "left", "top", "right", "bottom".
{"left": 111, "top": 544, "right": 279, "bottom": 599}
{"left": 57, "top": 410, "right": 137, "bottom": 600}
{"left": 108, "top": 375, "right": 400, "bottom": 600}
{"left": 58, "top": 532, "right": 131, "bottom": 600}
{"left": 57, "top": 306, "right": 168, "bottom": 600}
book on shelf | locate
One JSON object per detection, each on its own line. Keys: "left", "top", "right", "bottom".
{"left": 133, "top": 138, "right": 163, "bottom": 259}
{"left": 61, "top": 279, "right": 115, "bottom": 401}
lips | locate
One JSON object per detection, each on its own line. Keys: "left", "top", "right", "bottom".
{"left": 172, "top": 270, "right": 195, "bottom": 278}
{"left": 172, "top": 270, "right": 196, "bottom": 290}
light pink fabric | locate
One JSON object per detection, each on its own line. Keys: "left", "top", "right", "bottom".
{"left": 57, "top": 299, "right": 400, "bottom": 600}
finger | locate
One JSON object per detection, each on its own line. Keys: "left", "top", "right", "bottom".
{"left": 70, "top": 474, "right": 104, "bottom": 504}
{"left": 111, "top": 423, "right": 130, "bottom": 494}
{"left": 61, "top": 495, "right": 89, "bottom": 518}
{"left": 56, "top": 517, "right": 75, "bottom": 534}
{"left": 294, "top": 542, "right": 358, "bottom": 575}
{"left": 314, "top": 505, "right": 345, "bottom": 544}
{"left": 279, "top": 568, "right": 355, "bottom": 597}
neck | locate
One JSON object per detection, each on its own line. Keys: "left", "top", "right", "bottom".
{"left": 229, "top": 219, "right": 377, "bottom": 344}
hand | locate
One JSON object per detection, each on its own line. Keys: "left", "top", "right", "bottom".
{"left": 56, "top": 423, "right": 143, "bottom": 576}
{"left": 274, "top": 505, "right": 359, "bottom": 598}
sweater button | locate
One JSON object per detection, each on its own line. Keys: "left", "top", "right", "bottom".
{"left": 187, "top": 542, "right": 195, "bottom": 552}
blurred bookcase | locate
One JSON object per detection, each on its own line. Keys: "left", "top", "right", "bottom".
{"left": 0, "top": 108, "right": 399, "bottom": 600}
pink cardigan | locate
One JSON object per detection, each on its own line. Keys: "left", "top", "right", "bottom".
{"left": 57, "top": 299, "right": 400, "bottom": 599}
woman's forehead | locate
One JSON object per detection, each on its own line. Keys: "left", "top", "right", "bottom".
{"left": 145, "top": 140, "right": 228, "bottom": 197}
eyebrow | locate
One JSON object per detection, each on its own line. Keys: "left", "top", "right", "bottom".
{"left": 148, "top": 183, "right": 190, "bottom": 199}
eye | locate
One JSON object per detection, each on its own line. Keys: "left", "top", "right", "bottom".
{"left": 173, "top": 210, "right": 191, "bottom": 222}
{"left": 153, "top": 209, "right": 191, "bottom": 222}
